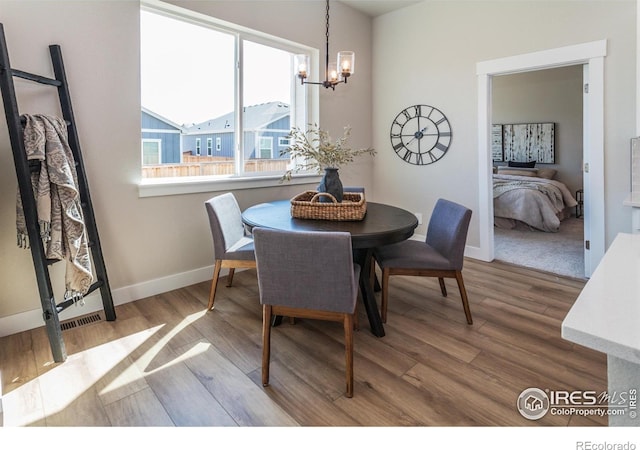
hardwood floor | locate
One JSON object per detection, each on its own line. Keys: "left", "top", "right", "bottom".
{"left": 0, "top": 258, "right": 607, "bottom": 428}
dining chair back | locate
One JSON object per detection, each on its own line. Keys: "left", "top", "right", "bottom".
{"left": 205, "top": 193, "right": 256, "bottom": 311}
{"left": 373, "top": 198, "right": 473, "bottom": 324}
{"left": 253, "top": 227, "right": 360, "bottom": 398}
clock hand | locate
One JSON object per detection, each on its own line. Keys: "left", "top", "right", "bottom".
{"left": 406, "top": 126, "right": 429, "bottom": 145}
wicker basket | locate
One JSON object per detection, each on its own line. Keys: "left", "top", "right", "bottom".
{"left": 290, "top": 191, "right": 367, "bottom": 221}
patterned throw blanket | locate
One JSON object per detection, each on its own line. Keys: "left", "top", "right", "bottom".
{"left": 16, "top": 114, "right": 93, "bottom": 303}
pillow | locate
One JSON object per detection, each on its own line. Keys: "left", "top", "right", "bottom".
{"left": 536, "top": 168, "right": 557, "bottom": 180}
{"left": 508, "top": 160, "right": 536, "bottom": 168}
{"left": 497, "top": 167, "right": 538, "bottom": 177}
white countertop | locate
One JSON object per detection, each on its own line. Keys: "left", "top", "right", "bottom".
{"left": 562, "top": 232, "right": 640, "bottom": 364}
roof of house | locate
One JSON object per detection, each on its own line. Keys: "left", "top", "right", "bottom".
{"left": 141, "top": 106, "right": 184, "bottom": 131}
{"left": 183, "top": 101, "right": 290, "bottom": 134}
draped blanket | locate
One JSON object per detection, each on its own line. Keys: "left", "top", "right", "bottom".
{"left": 493, "top": 177, "right": 566, "bottom": 211}
{"left": 16, "top": 114, "right": 93, "bottom": 302}
{"left": 493, "top": 173, "right": 578, "bottom": 232}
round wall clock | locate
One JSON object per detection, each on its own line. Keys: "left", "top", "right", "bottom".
{"left": 389, "top": 104, "right": 452, "bottom": 165}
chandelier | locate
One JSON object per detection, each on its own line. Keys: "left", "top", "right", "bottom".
{"left": 296, "top": 0, "right": 355, "bottom": 90}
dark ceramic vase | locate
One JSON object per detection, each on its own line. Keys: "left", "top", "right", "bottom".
{"left": 317, "top": 167, "right": 343, "bottom": 202}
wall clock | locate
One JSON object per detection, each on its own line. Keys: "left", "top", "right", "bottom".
{"left": 389, "top": 104, "right": 452, "bottom": 165}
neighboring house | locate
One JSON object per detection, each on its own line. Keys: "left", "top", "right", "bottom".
{"left": 182, "top": 101, "right": 291, "bottom": 161}
{"left": 141, "top": 107, "right": 183, "bottom": 164}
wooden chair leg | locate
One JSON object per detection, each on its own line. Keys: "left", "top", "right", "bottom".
{"left": 262, "top": 305, "right": 272, "bottom": 387}
{"left": 381, "top": 268, "right": 390, "bottom": 323}
{"left": 344, "top": 313, "right": 354, "bottom": 398}
{"left": 438, "top": 277, "right": 447, "bottom": 296}
{"left": 226, "top": 268, "right": 236, "bottom": 287}
{"left": 455, "top": 271, "right": 473, "bottom": 325}
{"left": 353, "top": 297, "right": 359, "bottom": 331}
{"left": 207, "top": 260, "right": 222, "bottom": 311}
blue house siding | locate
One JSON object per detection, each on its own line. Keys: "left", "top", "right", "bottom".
{"left": 182, "top": 132, "right": 234, "bottom": 158}
{"left": 244, "top": 115, "right": 291, "bottom": 160}
{"left": 142, "top": 102, "right": 291, "bottom": 166}
{"left": 267, "top": 116, "right": 289, "bottom": 131}
{"left": 243, "top": 130, "right": 290, "bottom": 160}
{"left": 141, "top": 131, "right": 182, "bottom": 163}
{"left": 141, "top": 109, "right": 183, "bottom": 164}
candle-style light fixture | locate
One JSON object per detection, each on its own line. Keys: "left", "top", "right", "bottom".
{"left": 296, "top": 0, "right": 355, "bottom": 90}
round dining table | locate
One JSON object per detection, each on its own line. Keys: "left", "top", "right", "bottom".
{"left": 242, "top": 199, "right": 419, "bottom": 337}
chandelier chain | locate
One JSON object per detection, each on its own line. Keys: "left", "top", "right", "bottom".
{"left": 325, "top": 0, "right": 330, "bottom": 47}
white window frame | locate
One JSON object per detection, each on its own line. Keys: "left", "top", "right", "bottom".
{"left": 207, "top": 138, "right": 213, "bottom": 156}
{"left": 216, "top": 137, "right": 222, "bottom": 152}
{"left": 195, "top": 138, "right": 201, "bottom": 156}
{"left": 142, "top": 138, "right": 162, "bottom": 165}
{"left": 139, "top": 0, "right": 319, "bottom": 198}
{"left": 278, "top": 136, "right": 290, "bottom": 147}
{"left": 258, "top": 136, "right": 274, "bottom": 159}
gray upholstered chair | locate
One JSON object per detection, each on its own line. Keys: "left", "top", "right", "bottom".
{"left": 253, "top": 227, "right": 360, "bottom": 398}
{"left": 373, "top": 198, "right": 473, "bottom": 325}
{"left": 205, "top": 193, "right": 256, "bottom": 311}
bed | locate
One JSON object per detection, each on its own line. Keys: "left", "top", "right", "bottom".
{"left": 493, "top": 167, "right": 578, "bottom": 232}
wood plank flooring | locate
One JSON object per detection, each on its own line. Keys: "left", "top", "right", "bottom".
{"left": 0, "top": 258, "right": 608, "bottom": 428}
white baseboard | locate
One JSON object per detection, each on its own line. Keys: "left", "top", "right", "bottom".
{"left": 0, "top": 264, "right": 218, "bottom": 338}
{"left": 0, "top": 240, "right": 484, "bottom": 339}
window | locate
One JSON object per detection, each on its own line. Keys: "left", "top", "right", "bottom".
{"left": 140, "top": 2, "right": 314, "bottom": 186}
{"left": 258, "top": 136, "right": 273, "bottom": 159}
{"left": 142, "top": 139, "right": 161, "bottom": 165}
{"left": 278, "top": 136, "right": 290, "bottom": 147}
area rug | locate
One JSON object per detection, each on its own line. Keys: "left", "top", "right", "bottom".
{"left": 493, "top": 217, "right": 585, "bottom": 279}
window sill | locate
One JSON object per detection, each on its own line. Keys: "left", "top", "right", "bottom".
{"left": 138, "top": 174, "right": 321, "bottom": 198}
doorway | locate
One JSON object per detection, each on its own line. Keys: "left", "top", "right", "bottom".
{"left": 476, "top": 40, "right": 607, "bottom": 278}
{"left": 491, "top": 66, "right": 585, "bottom": 279}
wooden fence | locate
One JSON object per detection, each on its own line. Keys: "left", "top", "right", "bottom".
{"left": 142, "top": 158, "right": 289, "bottom": 178}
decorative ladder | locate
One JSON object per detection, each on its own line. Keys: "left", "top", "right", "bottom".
{"left": 0, "top": 23, "right": 116, "bottom": 362}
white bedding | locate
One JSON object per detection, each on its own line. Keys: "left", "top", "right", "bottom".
{"left": 493, "top": 173, "right": 578, "bottom": 232}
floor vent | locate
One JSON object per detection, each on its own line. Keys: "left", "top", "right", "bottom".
{"left": 60, "top": 312, "right": 104, "bottom": 331}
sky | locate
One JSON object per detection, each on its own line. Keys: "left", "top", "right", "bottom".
{"left": 140, "top": 10, "right": 292, "bottom": 126}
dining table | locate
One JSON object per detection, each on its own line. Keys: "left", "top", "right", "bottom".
{"left": 242, "top": 198, "right": 419, "bottom": 337}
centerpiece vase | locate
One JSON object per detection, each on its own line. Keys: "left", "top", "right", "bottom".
{"left": 317, "top": 167, "right": 343, "bottom": 203}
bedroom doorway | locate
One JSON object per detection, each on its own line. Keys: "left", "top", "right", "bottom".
{"left": 491, "top": 66, "right": 585, "bottom": 279}
{"left": 476, "top": 40, "right": 606, "bottom": 278}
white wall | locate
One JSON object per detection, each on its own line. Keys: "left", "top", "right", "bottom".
{"left": 0, "top": 0, "right": 374, "bottom": 333}
{"left": 371, "top": 1, "right": 636, "bottom": 249}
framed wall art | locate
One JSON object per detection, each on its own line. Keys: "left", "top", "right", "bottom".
{"left": 491, "top": 124, "right": 503, "bottom": 162}
{"left": 502, "top": 122, "right": 555, "bottom": 163}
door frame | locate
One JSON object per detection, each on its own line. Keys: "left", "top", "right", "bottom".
{"left": 475, "top": 40, "right": 607, "bottom": 277}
